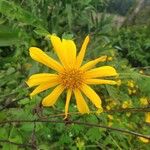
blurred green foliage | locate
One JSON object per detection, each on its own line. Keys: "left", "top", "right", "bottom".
{"left": 112, "top": 25, "right": 150, "bottom": 67}
{"left": 0, "top": 0, "right": 150, "bottom": 149}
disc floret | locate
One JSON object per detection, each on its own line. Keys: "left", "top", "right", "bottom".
{"left": 59, "top": 68, "right": 84, "bottom": 89}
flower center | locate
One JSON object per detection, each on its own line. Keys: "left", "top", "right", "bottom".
{"left": 59, "top": 69, "right": 84, "bottom": 89}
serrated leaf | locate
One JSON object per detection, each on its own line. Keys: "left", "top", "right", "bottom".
{"left": 34, "top": 27, "right": 49, "bottom": 37}
{"left": 86, "top": 127, "right": 101, "bottom": 142}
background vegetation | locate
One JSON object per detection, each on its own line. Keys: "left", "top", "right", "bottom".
{"left": 0, "top": 0, "right": 150, "bottom": 149}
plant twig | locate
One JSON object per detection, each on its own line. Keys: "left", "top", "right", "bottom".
{"left": 46, "top": 106, "right": 150, "bottom": 118}
{"left": 0, "top": 119, "right": 150, "bottom": 140}
{"left": 0, "top": 96, "right": 29, "bottom": 111}
{"left": 107, "top": 107, "right": 150, "bottom": 113}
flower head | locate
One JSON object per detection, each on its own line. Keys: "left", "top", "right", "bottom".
{"left": 26, "top": 35, "right": 118, "bottom": 118}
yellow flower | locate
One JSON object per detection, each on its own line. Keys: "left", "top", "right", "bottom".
{"left": 108, "top": 115, "right": 113, "bottom": 120}
{"left": 132, "top": 89, "right": 136, "bottom": 94}
{"left": 145, "top": 112, "right": 150, "bottom": 123}
{"left": 140, "top": 97, "right": 148, "bottom": 106}
{"left": 128, "top": 88, "right": 132, "bottom": 95}
{"left": 138, "top": 137, "right": 149, "bottom": 143}
{"left": 127, "top": 80, "right": 134, "bottom": 88}
{"left": 26, "top": 35, "right": 118, "bottom": 118}
{"left": 122, "top": 100, "right": 132, "bottom": 109}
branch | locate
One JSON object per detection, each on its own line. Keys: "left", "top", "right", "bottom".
{"left": 47, "top": 107, "right": 150, "bottom": 118}
{"left": 0, "top": 119, "right": 150, "bottom": 140}
{"left": 0, "top": 96, "right": 29, "bottom": 111}
{"left": 107, "top": 107, "right": 150, "bottom": 113}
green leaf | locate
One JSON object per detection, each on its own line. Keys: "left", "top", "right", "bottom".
{"left": 138, "top": 76, "right": 150, "bottom": 96}
{"left": 20, "top": 123, "right": 34, "bottom": 132}
{"left": 0, "top": 128, "right": 8, "bottom": 139}
{"left": 34, "top": 27, "right": 49, "bottom": 37}
{"left": 2, "top": 144, "right": 18, "bottom": 150}
{"left": 0, "top": 0, "right": 42, "bottom": 27}
{"left": 0, "top": 25, "right": 19, "bottom": 46}
{"left": 86, "top": 127, "right": 101, "bottom": 142}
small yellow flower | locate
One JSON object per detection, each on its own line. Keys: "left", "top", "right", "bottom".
{"left": 140, "top": 97, "right": 148, "bottom": 106}
{"left": 132, "top": 89, "right": 136, "bottom": 94}
{"left": 122, "top": 100, "right": 132, "bottom": 109}
{"left": 127, "top": 80, "right": 134, "bottom": 88}
{"left": 106, "top": 99, "right": 117, "bottom": 110}
{"left": 26, "top": 35, "right": 118, "bottom": 118}
{"left": 138, "top": 137, "right": 149, "bottom": 143}
{"left": 145, "top": 112, "right": 150, "bottom": 123}
{"left": 108, "top": 115, "right": 113, "bottom": 120}
{"left": 128, "top": 88, "right": 132, "bottom": 95}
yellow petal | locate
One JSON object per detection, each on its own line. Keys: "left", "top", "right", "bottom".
{"left": 80, "top": 56, "right": 107, "bottom": 71}
{"left": 76, "top": 35, "right": 90, "bottom": 68}
{"left": 50, "top": 35, "right": 67, "bottom": 67}
{"left": 80, "top": 84, "right": 102, "bottom": 108}
{"left": 42, "top": 85, "right": 65, "bottom": 106}
{"left": 29, "top": 47, "right": 63, "bottom": 72}
{"left": 62, "top": 39, "right": 76, "bottom": 67}
{"left": 85, "top": 79, "right": 117, "bottom": 85}
{"left": 64, "top": 89, "right": 72, "bottom": 119}
{"left": 85, "top": 66, "right": 118, "bottom": 78}
{"left": 74, "top": 89, "right": 90, "bottom": 114}
{"left": 30, "top": 81, "right": 59, "bottom": 97}
{"left": 26, "top": 73, "right": 58, "bottom": 87}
